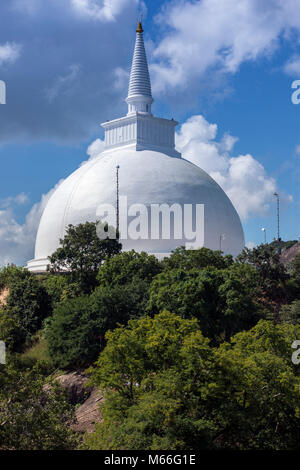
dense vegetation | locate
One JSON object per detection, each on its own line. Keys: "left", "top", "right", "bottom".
{"left": 0, "top": 360, "right": 77, "bottom": 450}
{"left": 86, "top": 312, "right": 300, "bottom": 450}
{"left": 0, "top": 266, "right": 51, "bottom": 352}
{"left": 0, "top": 222, "right": 299, "bottom": 450}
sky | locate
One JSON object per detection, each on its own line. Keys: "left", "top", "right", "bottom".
{"left": 0, "top": 0, "right": 299, "bottom": 266}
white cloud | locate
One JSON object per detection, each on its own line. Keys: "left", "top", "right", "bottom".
{"left": 0, "top": 193, "right": 29, "bottom": 209}
{"left": 0, "top": 108, "right": 288, "bottom": 266}
{"left": 284, "top": 55, "right": 300, "bottom": 76}
{"left": 114, "top": 66, "right": 129, "bottom": 91}
{"left": 0, "top": 133, "right": 105, "bottom": 266}
{"left": 85, "top": 115, "right": 281, "bottom": 223}
{"left": 246, "top": 241, "right": 256, "bottom": 249}
{"left": 0, "top": 181, "right": 63, "bottom": 267}
{"left": 0, "top": 42, "right": 21, "bottom": 66}
{"left": 150, "top": 0, "right": 300, "bottom": 93}
{"left": 45, "top": 64, "right": 81, "bottom": 103}
{"left": 11, "top": 0, "right": 40, "bottom": 15}
{"left": 176, "top": 114, "right": 278, "bottom": 221}
{"left": 81, "top": 137, "right": 105, "bottom": 165}
{"left": 71, "top": 0, "right": 139, "bottom": 22}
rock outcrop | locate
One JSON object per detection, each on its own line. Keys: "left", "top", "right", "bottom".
{"left": 43, "top": 370, "right": 103, "bottom": 433}
{"left": 54, "top": 371, "right": 91, "bottom": 405}
{"left": 0, "top": 287, "right": 9, "bottom": 307}
{"left": 72, "top": 388, "right": 103, "bottom": 433}
{"left": 280, "top": 242, "right": 300, "bottom": 266}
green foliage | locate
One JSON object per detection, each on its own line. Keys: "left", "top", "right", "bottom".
{"left": 85, "top": 314, "right": 300, "bottom": 450}
{"left": 6, "top": 275, "right": 51, "bottom": 339}
{"left": 148, "top": 267, "right": 223, "bottom": 339}
{"left": 46, "top": 282, "right": 146, "bottom": 369}
{"left": 21, "top": 331, "right": 53, "bottom": 368}
{"left": 293, "top": 253, "right": 300, "bottom": 281}
{"left": 0, "top": 310, "right": 23, "bottom": 352}
{"left": 0, "top": 362, "right": 77, "bottom": 450}
{"left": 278, "top": 300, "right": 300, "bottom": 324}
{"left": 0, "top": 266, "right": 51, "bottom": 352}
{"left": 48, "top": 221, "right": 122, "bottom": 293}
{"left": 218, "top": 263, "right": 263, "bottom": 336}
{"left": 237, "top": 244, "right": 288, "bottom": 303}
{"left": 212, "top": 321, "right": 300, "bottom": 449}
{"left": 97, "top": 250, "right": 162, "bottom": 287}
{"left": 46, "top": 295, "right": 95, "bottom": 369}
{"left": 287, "top": 253, "right": 300, "bottom": 299}
{"left": 148, "top": 263, "right": 262, "bottom": 342}
{"left": 87, "top": 312, "right": 207, "bottom": 394}
{"left": 44, "top": 274, "right": 69, "bottom": 306}
{"left": 161, "top": 247, "right": 233, "bottom": 271}
{"left": 86, "top": 312, "right": 215, "bottom": 450}
{"left": 1, "top": 241, "right": 300, "bottom": 451}
{"left": 270, "top": 239, "right": 298, "bottom": 252}
{"left": 0, "top": 265, "right": 28, "bottom": 289}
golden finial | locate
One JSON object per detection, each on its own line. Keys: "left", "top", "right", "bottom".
{"left": 136, "top": 21, "right": 143, "bottom": 33}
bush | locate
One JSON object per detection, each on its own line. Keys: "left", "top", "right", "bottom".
{"left": 0, "top": 363, "right": 77, "bottom": 450}
{"left": 44, "top": 274, "right": 69, "bottom": 307}
{"left": 85, "top": 314, "right": 300, "bottom": 450}
{"left": 21, "top": 331, "right": 53, "bottom": 369}
{"left": 46, "top": 282, "right": 147, "bottom": 369}
{"left": 148, "top": 263, "right": 262, "bottom": 342}
{"left": 97, "top": 250, "right": 162, "bottom": 287}
{"left": 48, "top": 221, "right": 122, "bottom": 293}
{"left": 161, "top": 247, "right": 233, "bottom": 271}
{"left": 0, "top": 266, "right": 51, "bottom": 352}
{"left": 278, "top": 300, "right": 300, "bottom": 324}
{"left": 237, "top": 244, "right": 289, "bottom": 303}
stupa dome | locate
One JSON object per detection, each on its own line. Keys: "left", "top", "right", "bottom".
{"left": 27, "top": 22, "right": 244, "bottom": 272}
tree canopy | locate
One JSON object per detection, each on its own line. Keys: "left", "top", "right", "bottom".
{"left": 48, "top": 221, "right": 122, "bottom": 292}
{"left": 0, "top": 266, "right": 51, "bottom": 352}
{"left": 46, "top": 281, "right": 147, "bottom": 369}
{"left": 0, "top": 362, "right": 77, "bottom": 450}
{"left": 1, "top": 238, "right": 299, "bottom": 450}
{"left": 85, "top": 313, "right": 300, "bottom": 450}
{"left": 148, "top": 263, "right": 262, "bottom": 342}
{"left": 97, "top": 250, "right": 162, "bottom": 287}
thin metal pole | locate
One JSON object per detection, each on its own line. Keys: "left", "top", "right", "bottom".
{"left": 219, "top": 233, "right": 225, "bottom": 251}
{"left": 116, "top": 165, "right": 120, "bottom": 236}
{"left": 277, "top": 197, "right": 280, "bottom": 241}
{"left": 273, "top": 192, "right": 280, "bottom": 240}
{"left": 273, "top": 192, "right": 280, "bottom": 253}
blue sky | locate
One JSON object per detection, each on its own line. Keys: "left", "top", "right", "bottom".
{"left": 0, "top": 0, "right": 299, "bottom": 265}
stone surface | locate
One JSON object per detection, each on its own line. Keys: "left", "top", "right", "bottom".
{"left": 72, "top": 388, "right": 103, "bottom": 433}
{"left": 43, "top": 371, "right": 91, "bottom": 405}
{"left": 43, "top": 371, "right": 103, "bottom": 433}
{"left": 0, "top": 287, "right": 9, "bottom": 307}
{"left": 280, "top": 242, "right": 300, "bottom": 266}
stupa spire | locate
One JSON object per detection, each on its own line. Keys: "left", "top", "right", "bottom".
{"left": 101, "top": 20, "right": 179, "bottom": 158}
{"left": 126, "top": 21, "right": 153, "bottom": 115}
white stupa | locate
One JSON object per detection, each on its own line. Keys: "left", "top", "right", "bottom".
{"left": 27, "top": 22, "right": 244, "bottom": 272}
